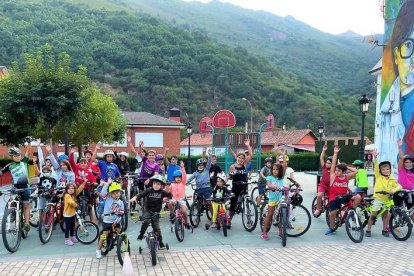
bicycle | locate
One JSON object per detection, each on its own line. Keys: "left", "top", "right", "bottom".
{"left": 189, "top": 184, "right": 211, "bottom": 228}
{"left": 358, "top": 190, "right": 412, "bottom": 241}
{"left": 99, "top": 215, "right": 131, "bottom": 266}
{"left": 230, "top": 181, "right": 258, "bottom": 232}
{"left": 325, "top": 193, "right": 364, "bottom": 243}
{"left": 205, "top": 197, "right": 231, "bottom": 237}
{"left": 311, "top": 192, "right": 328, "bottom": 218}
{"left": 170, "top": 197, "right": 193, "bottom": 242}
{"left": 38, "top": 187, "right": 64, "bottom": 243}
{"left": 29, "top": 187, "right": 39, "bottom": 227}
{"left": 138, "top": 212, "right": 169, "bottom": 266}
{"left": 0, "top": 188, "right": 31, "bottom": 253}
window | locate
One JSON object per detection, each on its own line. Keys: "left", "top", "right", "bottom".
{"left": 103, "top": 132, "right": 128, "bottom": 147}
{"left": 135, "top": 133, "right": 163, "bottom": 147}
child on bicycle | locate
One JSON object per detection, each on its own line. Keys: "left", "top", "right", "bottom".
{"left": 352, "top": 159, "right": 368, "bottom": 197}
{"left": 210, "top": 173, "right": 231, "bottom": 229}
{"left": 96, "top": 181, "right": 125, "bottom": 258}
{"left": 257, "top": 157, "right": 273, "bottom": 207}
{"left": 130, "top": 175, "right": 172, "bottom": 249}
{"left": 261, "top": 150, "right": 288, "bottom": 240}
{"left": 167, "top": 162, "right": 190, "bottom": 228}
{"left": 63, "top": 182, "right": 84, "bottom": 246}
{"left": 314, "top": 145, "right": 332, "bottom": 216}
{"left": 325, "top": 146, "right": 359, "bottom": 235}
{"left": 0, "top": 145, "right": 33, "bottom": 232}
{"left": 365, "top": 150, "right": 402, "bottom": 237}
{"left": 186, "top": 148, "right": 213, "bottom": 213}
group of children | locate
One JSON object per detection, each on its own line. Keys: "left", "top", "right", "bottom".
{"left": 313, "top": 141, "right": 414, "bottom": 237}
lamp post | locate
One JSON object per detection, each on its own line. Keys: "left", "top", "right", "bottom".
{"left": 318, "top": 125, "right": 324, "bottom": 173}
{"left": 358, "top": 95, "right": 370, "bottom": 160}
{"left": 282, "top": 122, "right": 287, "bottom": 132}
{"left": 186, "top": 123, "right": 192, "bottom": 173}
{"left": 242, "top": 97, "right": 253, "bottom": 133}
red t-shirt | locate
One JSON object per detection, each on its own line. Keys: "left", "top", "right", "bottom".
{"left": 319, "top": 165, "right": 330, "bottom": 190}
{"left": 329, "top": 175, "right": 349, "bottom": 201}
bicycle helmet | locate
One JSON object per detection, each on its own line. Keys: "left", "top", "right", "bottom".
{"left": 155, "top": 154, "right": 164, "bottom": 161}
{"left": 196, "top": 158, "right": 206, "bottom": 166}
{"left": 119, "top": 152, "right": 129, "bottom": 158}
{"left": 109, "top": 182, "right": 122, "bottom": 193}
{"left": 264, "top": 157, "right": 273, "bottom": 163}
{"left": 8, "top": 147, "right": 21, "bottom": 156}
{"left": 278, "top": 155, "right": 289, "bottom": 162}
{"left": 216, "top": 172, "right": 227, "bottom": 184}
{"left": 150, "top": 174, "right": 167, "bottom": 185}
{"left": 352, "top": 160, "right": 365, "bottom": 167}
{"left": 290, "top": 194, "right": 303, "bottom": 206}
{"left": 58, "top": 154, "right": 69, "bottom": 161}
{"left": 104, "top": 150, "right": 115, "bottom": 157}
{"left": 378, "top": 161, "right": 392, "bottom": 176}
{"left": 327, "top": 156, "right": 333, "bottom": 162}
{"left": 172, "top": 170, "right": 182, "bottom": 178}
{"left": 403, "top": 155, "right": 414, "bottom": 163}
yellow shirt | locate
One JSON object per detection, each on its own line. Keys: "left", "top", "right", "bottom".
{"left": 373, "top": 160, "right": 401, "bottom": 201}
{"left": 63, "top": 185, "right": 84, "bottom": 217}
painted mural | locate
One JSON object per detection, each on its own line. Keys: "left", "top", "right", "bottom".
{"left": 378, "top": 0, "right": 414, "bottom": 171}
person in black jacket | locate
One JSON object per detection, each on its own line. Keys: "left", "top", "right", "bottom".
{"left": 131, "top": 175, "right": 172, "bottom": 249}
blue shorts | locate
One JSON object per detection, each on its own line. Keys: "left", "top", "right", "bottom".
{"left": 196, "top": 187, "right": 211, "bottom": 200}
{"left": 13, "top": 187, "right": 30, "bottom": 204}
{"left": 257, "top": 184, "right": 266, "bottom": 195}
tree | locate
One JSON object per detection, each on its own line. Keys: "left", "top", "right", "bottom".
{"left": 0, "top": 46, "right": 125, "bottom": 146}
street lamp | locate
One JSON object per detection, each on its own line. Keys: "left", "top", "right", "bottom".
{"left": 186, "top": 123, "right": 192, "bottom": 173}
{"left": 282, "top": 122, "right": 287, "bottom": 132}
{"left": 242, "top": 98, "right": 253, "bottom": 132}
{"left": 318, "top": 125, "right": 324, "bottom": 174}
{"left": 358, "top": 95, "right": 370, "bottom": 160}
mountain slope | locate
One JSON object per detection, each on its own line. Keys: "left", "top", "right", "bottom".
{"left": 91, "top": 0, "right": 382, "bottom": 96}
{"left": 0, "top": 0, "right": 373, "bottom": 136}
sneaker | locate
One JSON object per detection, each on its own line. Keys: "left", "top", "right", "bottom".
{"left": 96, "top": 250, "right": 102, "bottom": 259}
{"left": 261, "top": 231, "right": 269, "bottom": 240}
{"left": 65, "top": 239, "right": 74, "bottom": 246}
{"left": 71, "top": 236, "right": 78, "bottom": 243}
{"left": 325, "top": 228, "right": 335, "bottom": 235}
{"left": 382, "top": 230, "right": 389, "bottom": 237}
{"left": 159, "top": 243, "right": 166, "bottom": 250}
{"left": 227, "top": 221, "right": 231, "bottom": 229}
{"left": 169, "top": 213, "right": 176, "bottom": 221}
{"left": 184, "top": 223, "right": 191, "bottom": 230}
{"left": 137, "top": 234, "right": 144, "bottom": 240}
{"left": 210, "top": 223, "right": 217, "bottom": 229}
{"left": 23, "top": 223, "right": 31, "bottom": 232}
{"left": 313, "top": 209, "right": 321, "bottom": 217}
{"left": 365, "top": 230, "right": 371, "bottom": 237}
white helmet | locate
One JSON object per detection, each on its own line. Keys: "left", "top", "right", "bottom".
{"left": 216, "top": 173, "right": 227, "bottom": 184}
{"left": 119, "top": 152, "right": 129, "bottom": 158}
{"left": 104, "top": 150, "right": 115, "bottom": 157}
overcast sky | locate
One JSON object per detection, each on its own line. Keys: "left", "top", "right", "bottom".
{"left": 182, "top": 0, "right": 385, "bottom": 35}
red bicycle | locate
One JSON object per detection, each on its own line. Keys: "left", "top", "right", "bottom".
{"left": 170, "top": 196, "right": 193, "bottom": 242}
{"left": 38, "top": 187, "right": 65, "bottom": 244}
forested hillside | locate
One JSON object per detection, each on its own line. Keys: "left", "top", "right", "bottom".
{"left": 0, "top": 0, "right": 374, "bottom": 136}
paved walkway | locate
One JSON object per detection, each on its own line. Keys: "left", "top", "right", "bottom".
{"left": 1, "top": 240, "right": 414, "bottom": 276}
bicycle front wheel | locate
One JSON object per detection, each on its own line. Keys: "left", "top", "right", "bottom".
{"left": 390, "top": 209, "right": 413, "bottom": 241}
{"left": 76, "top": 221, "right": 99, "bottom": 244}
{"left": 311, "top": 196, "right": 320, "bottom": 218}
{"left": 355, "top": 205, "right": 369, "bottom": 228}
{"left": 1, "top": 208, "right": 21, "bottom": 253}
{"left": 259, "top": 202, "right": 271, "bottom": 233}
{"left": 116, "top": 235, "right": 131, "bottom": 266}
{"left": 99, "top": 230, "right": 114, "bottom": 256}
{"left": 242, "top": 198, "right": 258, "bottom": 232}
{"left": 189, "top": 202, "right": 201, "bottom": 228}
{"left": 150, "top": 238, "right": 157, "bottom": 266}
{"left": 39, "top": 207, "right": 54, "bottom": 244}
{"left": 345, "top": 209, "right": 364, "bottom": 243}
{"left": 286, "top": 204, "right": 311, "bottom": 237}
{"left": 281, "top": 207, "right": 287, "bottom": 247}
{"left": 250, "top": 187, "right": 259, "bottom": 204}
{"left": 175, "top": 218, "right": 184, "bottom": 242}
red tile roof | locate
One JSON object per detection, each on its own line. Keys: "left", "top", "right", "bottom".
{"left": 261, "top": 129, "right": 317, "bottom": 145}
{"left": 180, "top": 133, "right": 212, "bottom": 146}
